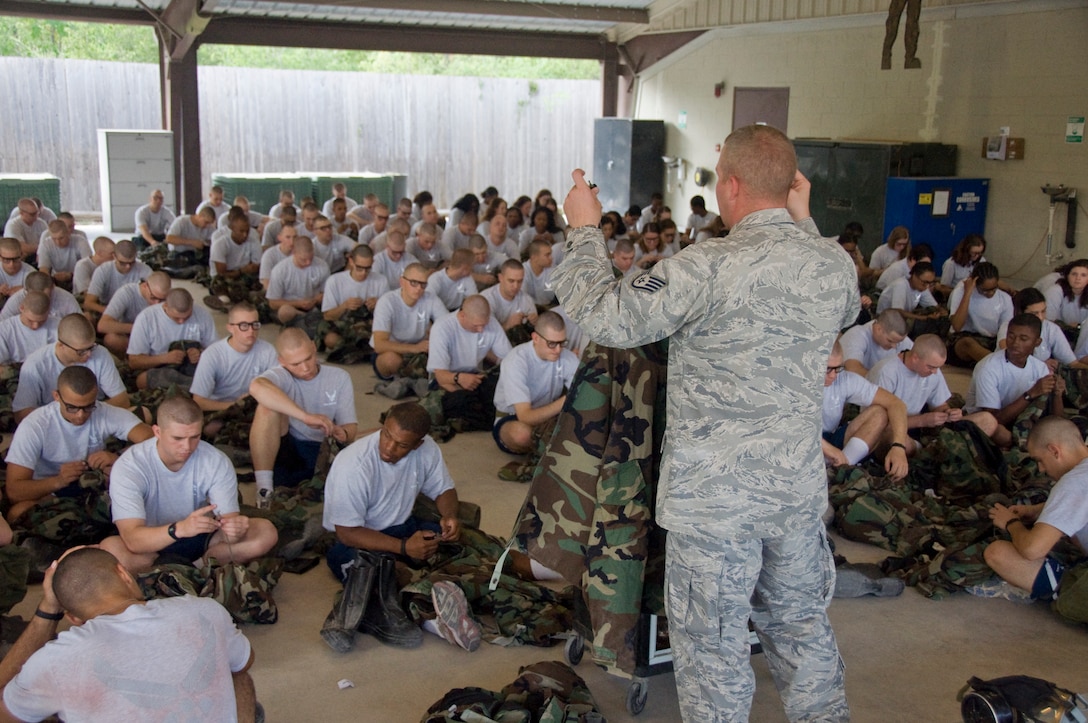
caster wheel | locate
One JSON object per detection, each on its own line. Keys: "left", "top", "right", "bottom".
{"left": 564, "top": 635, "right": 584, "bottom": 666}
{"left": 626, "top": 679, "right": 648, "bottom": 715}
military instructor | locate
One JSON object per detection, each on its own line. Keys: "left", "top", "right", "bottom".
{"left": 553, "top": 124, "right": 860, "bottom": 721}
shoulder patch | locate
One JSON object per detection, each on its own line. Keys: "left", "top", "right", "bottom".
{"left": 630, "top": 272, "right": 666, "bottom": 293}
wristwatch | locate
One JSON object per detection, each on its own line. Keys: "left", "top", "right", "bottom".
{"left": 454, "top": 373, "right": 461, "bottom": 388}
{"left": 1023, "top": 392, "right": 1033, "bottom": 403}
{"left": 167, "top": 523, "right": 179, "bottom": 540}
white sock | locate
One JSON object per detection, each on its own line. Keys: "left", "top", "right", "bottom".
{"left": 255, "top": 471, "right": 274, "bottom": 493}
{"left": 529, "top": 559, "right": 564, "bottom": 581}
{"left": 422, "top": 619, "right": 443, "bottom": 637}
{"left": 842, "top": 438, "right": 871, "bottom": 465}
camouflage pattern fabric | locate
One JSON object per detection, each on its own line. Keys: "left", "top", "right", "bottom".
{"left": 0, "top": 546, "right": 30, "bottom": 616}
{"left": 318, "top": 307, "right": 374, "bottom": 363}
{"left": 10, "top": 481, "right": 114, "bottom": 549}
{"left": 829, "top": 419, "right": 1056, "bottom": 598}
{"left": 497, "top": 417, "right": 559, "bottom": 482}
{"left": 513, "top": 339, "right": 669, "bottom": 675}
{"left": 137, "top": 243, "right": 171, "bottom": 271}
{"left": 393, "top": 352, "right": 430, "bottom": 380}
{"left": 908, "top": 305, "right": 951, "bottom": 340}
{"left": 400, "top": 527, "right": 574, "bottom": 648}
{"left": 127, "top": 383, "right": 192, "bottom": 425}
{"left": 206, "top": 272, "right": 260, "bottom": 302}
{"left": 204, "top": 395, "right": 259, "bottom": 462}
{"left": 421, "top": 660, "right": 602, "bottom": 723}
{"left": 136, "top": 556, "right": 284, "bottom": 625}
{"left": 0, "top": 363, "right": 21, "bottom": 433}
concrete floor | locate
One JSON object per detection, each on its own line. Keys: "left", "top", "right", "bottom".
{"left": 9, "top": 228, "right": 1087, "bottom": 721}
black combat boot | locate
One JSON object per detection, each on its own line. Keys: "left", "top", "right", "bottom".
{"left": 358, "top": 551, "right": 423, "bottom": 648}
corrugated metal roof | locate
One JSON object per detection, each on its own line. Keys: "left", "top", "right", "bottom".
{"left": 23, "top": 0, "right": 652, "bottom": 36}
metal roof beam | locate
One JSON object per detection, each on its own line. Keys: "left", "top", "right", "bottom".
{"left": 200, "top": 16, "right": 609, "bottom": 59}
{"left": 259, "top": 0, "right": 648, "bottom": 24}
{"left": 0, "top": 1, "right": 151, "bottom": 25}
{"left": 159, "top": 0, "right": 212, "bottom": 60}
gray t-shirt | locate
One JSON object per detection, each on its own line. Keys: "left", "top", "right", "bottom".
{"left": 948, "top": 281, "right": 1014, "bottom": 337}
{"left": 370, "top": 290, "right": 449, "bottom": 347}
{"left": 481, "top": 285, "right": 536, "bottom": 326}
{"left": 494, "top": 341, "right": 578, "bottom": 414}
{"left": 1038, "top": 457, "right": 1088, "bottom": 553}
{"left": 428, "top": 270, "right": 478, "bottom": 311}
{"left": 2, "top": 217, "right": 48, "bottom": 248}
{"left": 110, "top": 438, "right": 239, "bottom": 525}
{"left": 101, "top": 282, "right": 148, "bottom": 325}
{"left": 13, "top": 345, "right": 126, "bottom": 412}
{"left": 166, "top": 215, "right": 212, "bottom": 252}
{"left": 195, "top": 200, "right": 230, "bottom": 219}
{"left": 258, "top": 246, "right": 291, "bottom": 282}
{"left": 821, "top": 370, "right": 879, "bottom": 433}
{"left": 134, "top": 204, "right": 176, "bottom": 236}
{"left": 1044, "top": 284, "right": 1088, "bottom": 327}
{"left": 323, "top": 432, "right": 454, "bottom": 533}
{"left": 313, "top": 235, "right": 355, "bottom": 274}
{"left": 127, "top": 303, "right": 218, "bottom": 356}
{"left": 875, "top": 257, "right": 911, "bottom": 291}
{"left": 406, "top": 239, "right": 449, "bottom": 270}
{"left": 964, "top": 350, "right": 1050, "bottom": 414}
{"left": 868, "top": 354, "right": 951, "bottom": 416}
{"left": 521, "top": 262, "right": 557, "bottom": 307}
{"left": 190, "top": 337, "right": 278, "bottom": 402}
{"left": 72, "top": 258, "right": 98, "bottom": 295}
{"left": 321, "top": 271, "right": 390, "bottom": 312}
{"left": 0, "top": 315, "right": 57, "bottom": 364}
{"left": 6, "top": 401, "right": 141, "bottom": 478}
{"left": 266, "top": 257, "right": 331, "bottom": 301}
{"left": 87, "top": 261, "right": 151, "bottom": 304}
{"left": 3, "top": 596, "right": 250, "bottom": 723}
{"left": 876, "top": 277, "right": 938, "bottom": 314}
{"left": 208, "top": 229, "right": 262, "bottom": 278}
{"left": 37, "top": 235, "right": 92, "bottom": 275}
{"left": 0, "top": 287, "right": 81, "bottom": 322}
{"left": 372, "top": 250, "right": 419, "bottom": 291}
{"left": 839, "top": 320, "right": 913, "bottom": 371}
{"left": 0, "top": 263, "right": 35, "bottom": 290}
{"left": 426, "top": 313, "right": 511, "bottom": 373}
{"left": 257, "top": 364, "right": 356, "bottom": 442}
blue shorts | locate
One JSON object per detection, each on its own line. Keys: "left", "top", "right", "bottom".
{"left": 371, "top": 354, "right": 394, "bottom": 382}
{"left": 822, "top": 423, "right": 847, "bottom": 451}
{"left": 492, "top": 414, "right": 520, "bottom": 455}
{"left": 1031, "top": 556, "right": 1066, "bottom": 600}
{"left": 159, "top": 532, "right": 213, "bottom": 564}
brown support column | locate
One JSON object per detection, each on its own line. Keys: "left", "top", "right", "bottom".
{"left": 601, "top": 42, "right": 619, "bottom": 118}
{"left": 165, "top": 49, "right": 202, "bottom": 214}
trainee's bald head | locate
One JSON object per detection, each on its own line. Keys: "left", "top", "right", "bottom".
{"left": 58, "top": 313, "right": 95, "bottom": 345}
{"left": 147, "top": 271, "right": 171, "bottom": 297}
{"left": 275, "top": 327, "right": 312, "bottom": 354}
{"left": 52, "top": 547, "right": 134, "bottom": 619}
{"left": 875, "top": 310, "right": 908, "bottom": 337}
{"left": 1028, "top": 416, "right": 1086, "bottom": 452}
{"left": 22, "top": 290, "right": 50, "bottom": 316}
{"left": 912, "top": 334, "right": 947, "bottom": 362}
{"left": 535, "top": 310, "right": 565, "bottom": 337}
{"left": 460, "top": 295, "right": 490, "bottom": 321}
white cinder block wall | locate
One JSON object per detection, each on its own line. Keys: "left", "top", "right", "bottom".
{"left": 633, "top": 2, "right": 1087, "bottom": 285}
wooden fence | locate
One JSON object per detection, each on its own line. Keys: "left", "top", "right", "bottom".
{"left": 0, "top": 57, "right": 600, "bottom": 212}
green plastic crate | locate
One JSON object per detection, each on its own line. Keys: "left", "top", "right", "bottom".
{"left": 211, "top": 174, "right": 313, "bottom": 214}
{"left": 308, "top": 174, "right": 396, "bottom": 208}
{"left": 0, "top": 175, "right": 62, "bottom": 216}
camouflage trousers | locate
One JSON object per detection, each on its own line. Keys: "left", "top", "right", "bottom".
{"left": 385, "top": 352, "right": 429, "bottom": 380}
{"left": 667, "top": 523, "right": 849, "bottom": 723}
{"left": 204, "top": 395, "right": 259, "bottom": 460}
{"left": 0, "top": 546, "right": 30, "bottom": 616}
{"left": 206, "top": 273, "right": 274, "bottom": 324}
{"left": 137, "top": 556, "right": 284, "bottom": 625}
{"left": 318, "top": 308, "right": 374, "bottom": 363}
{"left": 514, "top": 339, "right": 669, "bottom": 675}
{"left": 0, "top": 363, "right": 21, "bottom": 433}
{"left": 10, "top": 480, "right": 114, "bottom": 548}
{"left": 400, "top": 527, "right": 574, "bottom": 647}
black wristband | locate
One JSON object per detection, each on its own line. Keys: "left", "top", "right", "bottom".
{"left": 167, "top": 523, "right": 179, "bottom": 540}
{"left": 400, "top": 538, "right": 407, "bottom": 557}
{"left": 454, "top": 372, "right": 461, "bottom": 388}
{"left": 890, "top": 442, "right": 907, "bottom": 451}
{"left": 35, "top": 608, "right": 64, "bottom": 622}
{"left": 1006, "top": 518, "right": 1022, "bottom": 531}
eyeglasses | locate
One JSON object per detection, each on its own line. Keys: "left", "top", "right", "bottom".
{"left": 59, "top": 339, "right": 96, "bottom": 356}
{"left": 57, "top": 393, "right": 96, "bottom": 414}
{"left": 826, "top": 364, "right": 845, "bottom": 375}
{"left": 315, "top": 224, "right": 332, "bottom": 231}
{"left": 376, "top": 215, "right": 390, "bottom": 221}
{"left": 228, "top": 321, "right": 262, "bottom": 331}
{"left": 143, "top": 282, "right": 166, "bottom": 303}
{"left": 539, "top": 335, "right": 568, "bottom": 350}
{"left": 0, "top": 256, "right": 21, "bottom": 264}
{"left": 354, "top": 264, "right": 373, "bottom": 271}
{"left": 402, "top": 277, "right": 428, "bottom": 289}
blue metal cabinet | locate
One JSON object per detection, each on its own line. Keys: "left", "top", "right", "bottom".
{"left": 883, "top": 177, "right": 989, "bottom": 269}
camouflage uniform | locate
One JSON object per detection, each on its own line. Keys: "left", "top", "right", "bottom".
{"left": 514, "top": 340, "right": 668, "bottom": 675}
{"left": 553, "top": 215, "right": 857, "bottom": 721}
{"left": 317, "top": 307, "right": 374, "bottom": 364}
{"left": 0, "top": 363, "right": 21, "bottom": 433}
